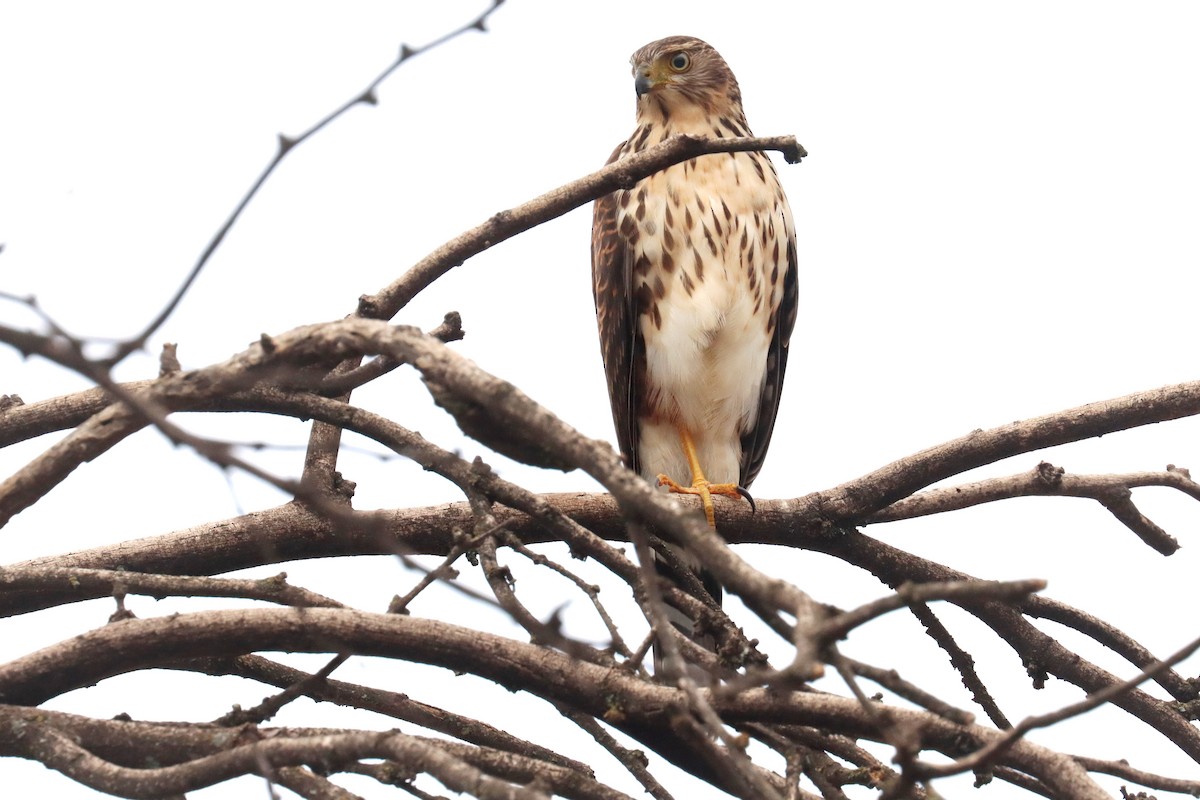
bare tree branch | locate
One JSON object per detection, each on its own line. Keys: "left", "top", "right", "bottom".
{"left": 0, "top": 566, "right": 343, "bottom": 609}
{"left": 357, "top": 133, "right": 804, "bottom": 322}
{"left": 3, "top": 718, "right": 548, "bottom": 800}
{"left": 3, "top": 91, "right": 1197, "bottom": 800}
{"left": 108, "top": 2, "right": 508, "bottom": 365}
{"left": 799, "top": 381, "right": 1200, "bottom": 524}
{"left": 914, "top": 631, "right": 1200, "bottom": 781}
{"left": 867, "top": 461, "right": 1195, "bottom": 554}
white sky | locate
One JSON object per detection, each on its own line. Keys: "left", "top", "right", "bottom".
{"left": 2, "top": 1, "right": 1200, "bottom": 797}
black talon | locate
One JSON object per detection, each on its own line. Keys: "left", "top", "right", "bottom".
{"left": 736, "top": 485, "right": 756, "bottom": 514}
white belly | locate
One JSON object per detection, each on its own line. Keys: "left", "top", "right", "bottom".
{"left": 623, "top": 149, "right": 790, "bottom": 486}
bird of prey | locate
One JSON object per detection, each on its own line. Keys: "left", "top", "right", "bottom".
{"left": 591, "top": 36, "right": 798, "bottom": 660}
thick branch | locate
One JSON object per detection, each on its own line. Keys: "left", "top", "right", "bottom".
{"left": 3, "top": 719, "right": 546, "bottom": 800}
{"left": 0, "top": 608, "right": 1109, "bottom": 795}
{"left": 189, "top": 654, "right": 592, "bottom": 775}
{"left": 800, "top": 381, "right": 1200, "bottom": 523}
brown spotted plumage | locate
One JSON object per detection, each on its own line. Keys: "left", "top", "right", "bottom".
{"left": 591, "top": 36, "right": 798, "bottom": 668}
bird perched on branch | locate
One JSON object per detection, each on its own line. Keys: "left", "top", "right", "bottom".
{"left": 591, "top": 36, "right": 798, "bottom": 672}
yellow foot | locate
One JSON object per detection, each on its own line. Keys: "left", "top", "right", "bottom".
{"left": 656, "top": 474, "right": 744, "bottom": 527}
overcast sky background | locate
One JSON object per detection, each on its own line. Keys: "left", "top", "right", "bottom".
{"left": 2, "top": 1, "right": 1200, "bottom": 797}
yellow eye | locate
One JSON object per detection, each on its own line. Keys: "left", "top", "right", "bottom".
{"left": 668, "top": 52, "right": 690, "bottom": 72}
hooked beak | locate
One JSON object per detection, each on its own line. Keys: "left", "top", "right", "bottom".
{"left": 633, "top": 61, "right": 664, "bottom": 96}
{"left": 635, "top": 70, "right": 654, "bottom": 96}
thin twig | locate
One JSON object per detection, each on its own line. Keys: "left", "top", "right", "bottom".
{"left": 915, "top": 631, "right": 1200, "bottom": 779}
{"left": 555, "top": 702, "right": 677, "bottom": 800}
{"left": 0, "top": 566, "right": 343, "bottom": 609}
{"left": 1071, "top": 754, "right": 1200, "bottom": 794}
{"left": 497, "top": 528, "right": 639, "bottom": 664}
{"left": 107, "top": 3, "right": 506, "bottom": 365}
{"left": 839, "top": 655, "right": 974, "bottom": 726}
{"left": 812, "top": 579, "right": 1046, "bottom": 648}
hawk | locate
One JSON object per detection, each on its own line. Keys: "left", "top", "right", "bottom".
{"left": 591, "top": 36, "right": 798, "bottom": 661}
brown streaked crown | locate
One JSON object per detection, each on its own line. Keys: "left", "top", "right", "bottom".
{"left": 629, "top": 36, "right": 744, "bottom": 118}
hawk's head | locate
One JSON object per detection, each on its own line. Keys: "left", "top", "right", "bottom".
{"left": 629, "top": 36, "right": 743, "bottom": 119}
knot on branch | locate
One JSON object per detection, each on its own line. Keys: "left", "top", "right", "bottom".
{"left": 1035, "top": 461, "right": 1064, "bottom": 487}
{"left": 356, "top": 294, "right": 384, "bottom": 319}
{"left": 431, "top": 311, "right": 464, "bottom": 343}
{"left": 158, "top": 343, "right": 181, "bottom": 377}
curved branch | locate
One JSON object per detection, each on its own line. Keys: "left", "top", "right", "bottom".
{"left": 358, "top": 134, "right": 805, "bottom": 321}
{"left": 810, "top": 528, "right": 1200, "bottom": 764}
{"left": 0, "top": 703, "right": 613, "bottom": 799}
{"left": 866, "top": 461, "right": 1196, "bottom": 554}
{"left": 190, "top": 654, "right": 592, "bottom": 775}
{"left": 799, "top": 381, "right": 1200, "bottom": 524}
{"left": 0, "top": 400, "right": 148, "bottom": 528}
{"left": 915, "top": 631, "right": 1200, "bottom": 781}
{"left": 12, "top": 488, "right": 1191, "bottom": 770}
{"left": 5, "top": 317, "right": 1200, "bottom": 784}
{"left": 6, "top": 316, "right": 1200, "bottom": 554}
{"left": 0, "top": 607, "right": 1110, "bottom": 796}
{"left": 811, "top": 578, "right": 1046, "bottom": 648}
{"left": 5, "top": 720, "right": 547, "bottom": 800}
{"left": 1071, "top": 754, "right": 1200, "bottom": 795}
{"left": 1023, "top": 595, "right": 1197, "bottom": 701}
{"left": 0, "top": 382, "right": 131, "bottom": 447}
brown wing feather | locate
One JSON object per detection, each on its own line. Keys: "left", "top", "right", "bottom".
{"left": 591, "top": 142, "right": 643, "bottom": 474}
{"left": 739, "top": 231, "right": 799, "bottom": 487}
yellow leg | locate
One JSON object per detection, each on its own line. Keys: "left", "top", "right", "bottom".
{"left": 656, "top": 427, "right": 743, "bottom": 527}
